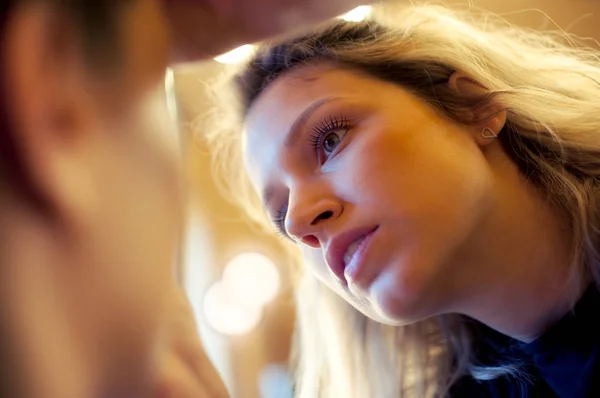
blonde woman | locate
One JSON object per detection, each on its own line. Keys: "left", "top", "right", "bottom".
{"left": 207, "top": 4, "right": 600, "bottom": 397}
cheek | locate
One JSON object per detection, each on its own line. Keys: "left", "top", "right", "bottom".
{"left": 348, "top": 123, "right": 490, "bottom": 216}
{"left": 337, "top": 123, "right": 493, "bottom": 289}
{"left": 346, "top": 128, "right": 493, "bottom": 320}
{"left": 331, "top": 127, "right": 415, "bottom": 206}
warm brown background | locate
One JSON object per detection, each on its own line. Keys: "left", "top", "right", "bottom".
{"left": 172, "top": 2, "right": 600, "bottom": 397}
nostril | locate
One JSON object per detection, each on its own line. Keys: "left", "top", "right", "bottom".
{"left": 312, "top": 210, "right": 334, "bottom": 225}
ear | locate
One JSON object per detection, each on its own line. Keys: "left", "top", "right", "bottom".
{"left": 448, "top": 72, "right": 507, "bottom": 147}
{"left": 3, "top": 2, "right": 98, "bottom": 226}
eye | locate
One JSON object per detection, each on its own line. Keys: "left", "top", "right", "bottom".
{"left": 310, "top": 116, "right": 350, "bottom": 158}
{"left": 322, "top": 129, "right": 346, "bottom": 154}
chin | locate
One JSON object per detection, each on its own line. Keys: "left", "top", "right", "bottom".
{"left": 364, "top": 254, "right": 442, "bottom": 325}
{"left": 368, "top": 281, "right": 434, "bottom": 326}
{"left": 350, "top": 297, "right": 424, "bottom": 327}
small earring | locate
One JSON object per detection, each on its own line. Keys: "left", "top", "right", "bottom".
{"left": 481, "top": 127, "right": 497, "bottom": 139}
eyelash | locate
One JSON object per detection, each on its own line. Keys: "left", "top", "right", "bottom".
{"left": 273, "top": 208, "right": 288, "bottom": 238}
{"left": 309, "top": 115, "right": 350, "bottom": 153}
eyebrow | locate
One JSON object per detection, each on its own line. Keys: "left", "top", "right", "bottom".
{"left": 283, "top": 96, "right": 338, "bottom": 148}
{"left": 261, "top": 96, "right": 339, "bottom": 207}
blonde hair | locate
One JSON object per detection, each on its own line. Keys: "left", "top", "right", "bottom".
{"left": 203, "top": 3, "right": 600, "bottom": 397}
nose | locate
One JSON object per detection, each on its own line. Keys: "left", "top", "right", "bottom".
{"left": 285, "top": 196, "right": 343, "bottom": 248}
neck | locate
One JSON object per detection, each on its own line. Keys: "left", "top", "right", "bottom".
{"left": 451, "top": 161, "right": 586, "bottom": 342}
{"left": 0, "top": 205, "right": 96, "bottom": 398}
{"left": 463, "top": 254, "right": 583, "bottom": 343}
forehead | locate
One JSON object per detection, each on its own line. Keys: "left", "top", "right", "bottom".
{"left": 245, "top": 63, "right": 365, "bottom": 132}
{"left": 242, "top": 64, "right": 374, "bottom": 194}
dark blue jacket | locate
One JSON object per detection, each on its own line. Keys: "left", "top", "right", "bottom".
{"left": 450, "top": 284, "right": 599, "bottom": 397}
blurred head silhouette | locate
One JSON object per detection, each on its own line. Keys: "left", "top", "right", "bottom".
{"left": 0, "top": 1, "right": 182, "bottom": 396}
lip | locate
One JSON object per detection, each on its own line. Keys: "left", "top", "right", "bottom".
{"left": 325, "top": 226, "right": 379, "bottom": 284}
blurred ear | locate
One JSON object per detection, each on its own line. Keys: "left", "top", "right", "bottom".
{"left": 3, "top": 2, "right": 98, "bottom": 225}
{"left": 448, "top": 72, "right": 507, "bottom": 147}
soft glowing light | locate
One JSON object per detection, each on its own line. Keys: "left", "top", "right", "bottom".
{"left": 164, "top": 68, "right": 177, "bottom": 122}
{"left": 214, "top": 44, "right": 256, "bottom": 64}
{"left": 340, "top": 5, "right": 372, "bottom": 22}
{"left": 203, "top": 281, "right": 263, "bottom": 336}
{"left": 222, "top": 252, "right": 281, "bottom": 307}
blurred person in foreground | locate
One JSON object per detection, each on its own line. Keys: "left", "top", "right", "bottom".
{"left": 0, "top": 1, "right": 372, "bottom": 397}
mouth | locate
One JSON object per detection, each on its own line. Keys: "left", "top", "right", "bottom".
{"left": 325, "top": 226, "right": 379, "bottom": 284}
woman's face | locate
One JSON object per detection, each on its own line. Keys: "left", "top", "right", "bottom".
{"left": 244, "top": 63, "right": 508, "bottom": 324}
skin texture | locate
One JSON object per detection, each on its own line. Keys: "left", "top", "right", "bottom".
{"left": 244, "top": 63, "right": 576, "bottom": 341}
